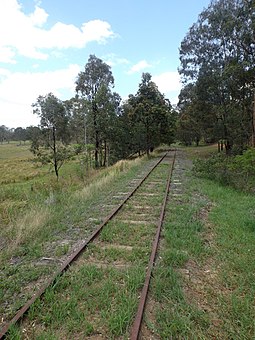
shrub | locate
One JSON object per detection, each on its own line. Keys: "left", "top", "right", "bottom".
{"left": 193, "top": 149, "right": 255, "bottom": 192}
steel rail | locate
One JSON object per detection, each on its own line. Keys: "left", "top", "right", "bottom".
{"left": 130, "top": 150, "right": 176, "bottom": 340}
{"left": 0, "top": 152, "right": 168, "bottom": 339}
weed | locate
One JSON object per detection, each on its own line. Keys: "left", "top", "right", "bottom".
{"left": 55, "top": 244, "right": 69, "bottom": 257}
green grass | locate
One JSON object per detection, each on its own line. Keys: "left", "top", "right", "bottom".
{"left": 148, "top": 184, "right": 210, "bottom": 339}
{"left": 1, "top": 144, "right": 164, "bottom": 326}
{"left": 200, "top": 182, "right": 255, "bottom": 338}
{"left": 180, "top": 143, "right": 218, "bottom": 160}
{"left": 146, "top": 146, "right": 255, "bottom": 339}
{"left": 7, "top": 144, "right": 254, "bottom": 338}
{"left": 9, "top": 265, "right": 146, "bottom": 339}
{"left": 2, "top": 148, "right": 172, "bottom": 338}
{"left": 0, "top": 141, "right": 32, "bottom": 159}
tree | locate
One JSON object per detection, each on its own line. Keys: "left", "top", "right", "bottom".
{"left": 65, "top": 96, "right": 89, "bottom": 145}
{"left": 0, "top": 125, "right": 11, "bottom": 143}
{"left": 179, "top": 0, "right": 255, "bottom": 153}
{"left": 75, "top": 55, "right": 115, "bottom": 168}
{"left": 32, "top": 93, "right": 72, "bottom": 179}
{"left": 13, "top": 127, "right": 28, "bottom": 144}
{"left": 127, "top": 73, "right": 176, "bottom": 155}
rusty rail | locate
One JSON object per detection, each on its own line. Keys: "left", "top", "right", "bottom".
{"left": 0, "top": 152, "right": 168, "bottom": 339}
{"left": 130, "top": 150, "right": 176, "bottom": 340}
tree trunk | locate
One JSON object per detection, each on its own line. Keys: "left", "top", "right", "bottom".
{"left": 146, "top": 122, "right": 150, "bottom": 157}
{"left": 103, "top": 140, "right": 107, "bottom": 167}
{"left": 93, "top": 102, "right": 99, "bottom": 168}
{"left": 224, "top": 140, "right": 232, "bottom": 155}
{"left": 107, "top": 145, "right": 110, "bottom": 167}
{"left": 252, "top": 91, "right": 255, "bottom": 147}
{"left": 95, "top": 137, "right": 99, "bottom": 168}
{"left": 52, "top": 126, "right": 59, "bottom": 180}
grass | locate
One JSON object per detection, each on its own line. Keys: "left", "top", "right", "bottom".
{"left": 5, "top": 143, "right": 254, "bottom": 338}
{"left": 179, "top": 143, "right": 218, "bottom": 160}
{"left": 3, "top": 148, "right": 172, "bottom": 338}
{"left": 148, "top": 185, "right": 210, "bottom": 339}
{"left": 19, "top": 265, "right": 146, "bottom": 339}
{"left": 201, "top": 182, "right": 255, "bottom": 338}
{"left": 146, "top": 145, "right": 255, "bottom": 339}
{"left": 1, "top": 142, "right": 164, "bottom": 325}
{"left": 6, "top": 265, "right": 147, "bottom": 339}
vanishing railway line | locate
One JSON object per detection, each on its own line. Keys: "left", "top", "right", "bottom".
{"left": 1, "top": 150, "right": 176, "bottom": 339}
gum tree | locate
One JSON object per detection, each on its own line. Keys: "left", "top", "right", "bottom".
{"left": 32, "top": 93, "right": 72, "bottom": 179}
{"left": 75, "top": 55, "right": 115, "bottom": 168}
{"left": 127, "top": 73, "right": 176, "bottom": 156}
{"left": 179, "top": 0, "right": 255, "bottom": 153}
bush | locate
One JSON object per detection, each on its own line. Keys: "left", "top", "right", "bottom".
{"left": 193, "top": 149, "right": 255, "bottom": 192}
{"left": 193, "top": 154, "right": 231, "bottom": 184}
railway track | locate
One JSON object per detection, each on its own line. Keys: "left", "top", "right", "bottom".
{"left": 1, "top": 150, "right": 176, "bottom": 339}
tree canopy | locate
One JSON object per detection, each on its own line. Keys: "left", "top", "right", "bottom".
{"left": 178, "top": 0, "right": 255, "bottom": 153}
{"left": 75, "top": 55, "right": 117, "bottom": 168}
{"left": 123, "top": 73, "right": 176, "bottom": 156}
{"left": 2, "top": 54, "right": 176, "bottom": 178}
{"left": 32, "top": 93, "right": 73, "bottom": 179}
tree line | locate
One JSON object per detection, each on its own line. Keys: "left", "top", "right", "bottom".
{"left": 0, "top": 125, "right": 35, "bottom": 144}
{"left": 11, "top": 55, "right": 176, "bottom": 178}
{"left": 177, "top": 0, "right": 255, "bottom": 154}
{"left": 3, "top": 0, "right": 253, "bottom": 176}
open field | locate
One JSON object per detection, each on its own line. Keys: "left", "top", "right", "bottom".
{"left": 1, "top": 143, "right": 255, "bottom": 339}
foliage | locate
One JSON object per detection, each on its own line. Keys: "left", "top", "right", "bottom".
{"left": 75, "top": 54, "right": 117, "bottom": 168}
{"left": 122, "top": 73, "right": 177, "bottom": 156}
{"left": 178, "top": 0, "right": 255, "bottom": 153}
{"left": 32, "top": 93, "right": 72, "bottom": 179}
{"left": 4, "top": 54, "right": 176, "bottom": 171}
{"left": 193, "top": 148, "right": 255, "bottom": 191}
{"left": 32, "top": 143, "right": 74, "bottom": 171}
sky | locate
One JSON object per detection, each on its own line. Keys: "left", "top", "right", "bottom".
{"left": 0, "top": 0, "right": 212, "bottom": 128}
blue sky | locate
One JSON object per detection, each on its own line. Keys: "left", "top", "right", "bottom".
{"left": 0, "top": 0, "right": 211, "bottom": 128}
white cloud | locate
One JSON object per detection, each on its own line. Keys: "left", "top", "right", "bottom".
{"left": 102, "top": 53, "right": 130, "bottom": 67}
{"left": 29, "top": 5, "right": 48, "bottom": 27}
{"left": 0, "top": 64, "right": 81, "bottom": 128}
{"left": 152, "top": 71, "right": 182, "bottom": 104}
{"left": 153, "top": 71, "right": 181, "bottom": 93}
{"left": 0, "top": 47, "right": 16, "bottom": 64}
{"left": 127, "top": 60, "right": 151, "bottom": 74}
{"left": 0, "top": 0, "right": 115, "bottom": 62}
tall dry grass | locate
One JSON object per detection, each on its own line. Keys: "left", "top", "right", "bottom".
{"left": 3, "top": 206, "right": 50, "bottom": 255}
{"left": 76, "top": 158, "right": 142, "bottom": 200}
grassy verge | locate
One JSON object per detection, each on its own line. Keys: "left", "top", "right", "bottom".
{"left": 146, "top": 147, "right": 255, "bottom": 339}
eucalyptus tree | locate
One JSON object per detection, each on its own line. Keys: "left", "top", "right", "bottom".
{"left": 96, "top": 88, "right": 122, "bottom": 166}
{"left": 32, "top": 93, "right": 72, "bottom": 179}
{"left": 0, "top": 125, "right": 11, "bottom": 143}
{"left": 128, "top": 73, "right": 176, "bottom": 155}
{"left": 13, "top": 127, "right": 28, "bottom": 144}
{"left": 179, "top": 0, "right": 255, "bottom": 153}
{"left": 75, "top": 55, "right": 115, "bottom": 168}
{"left": 65, "top": 96, "right": 89, "bottom": 145}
